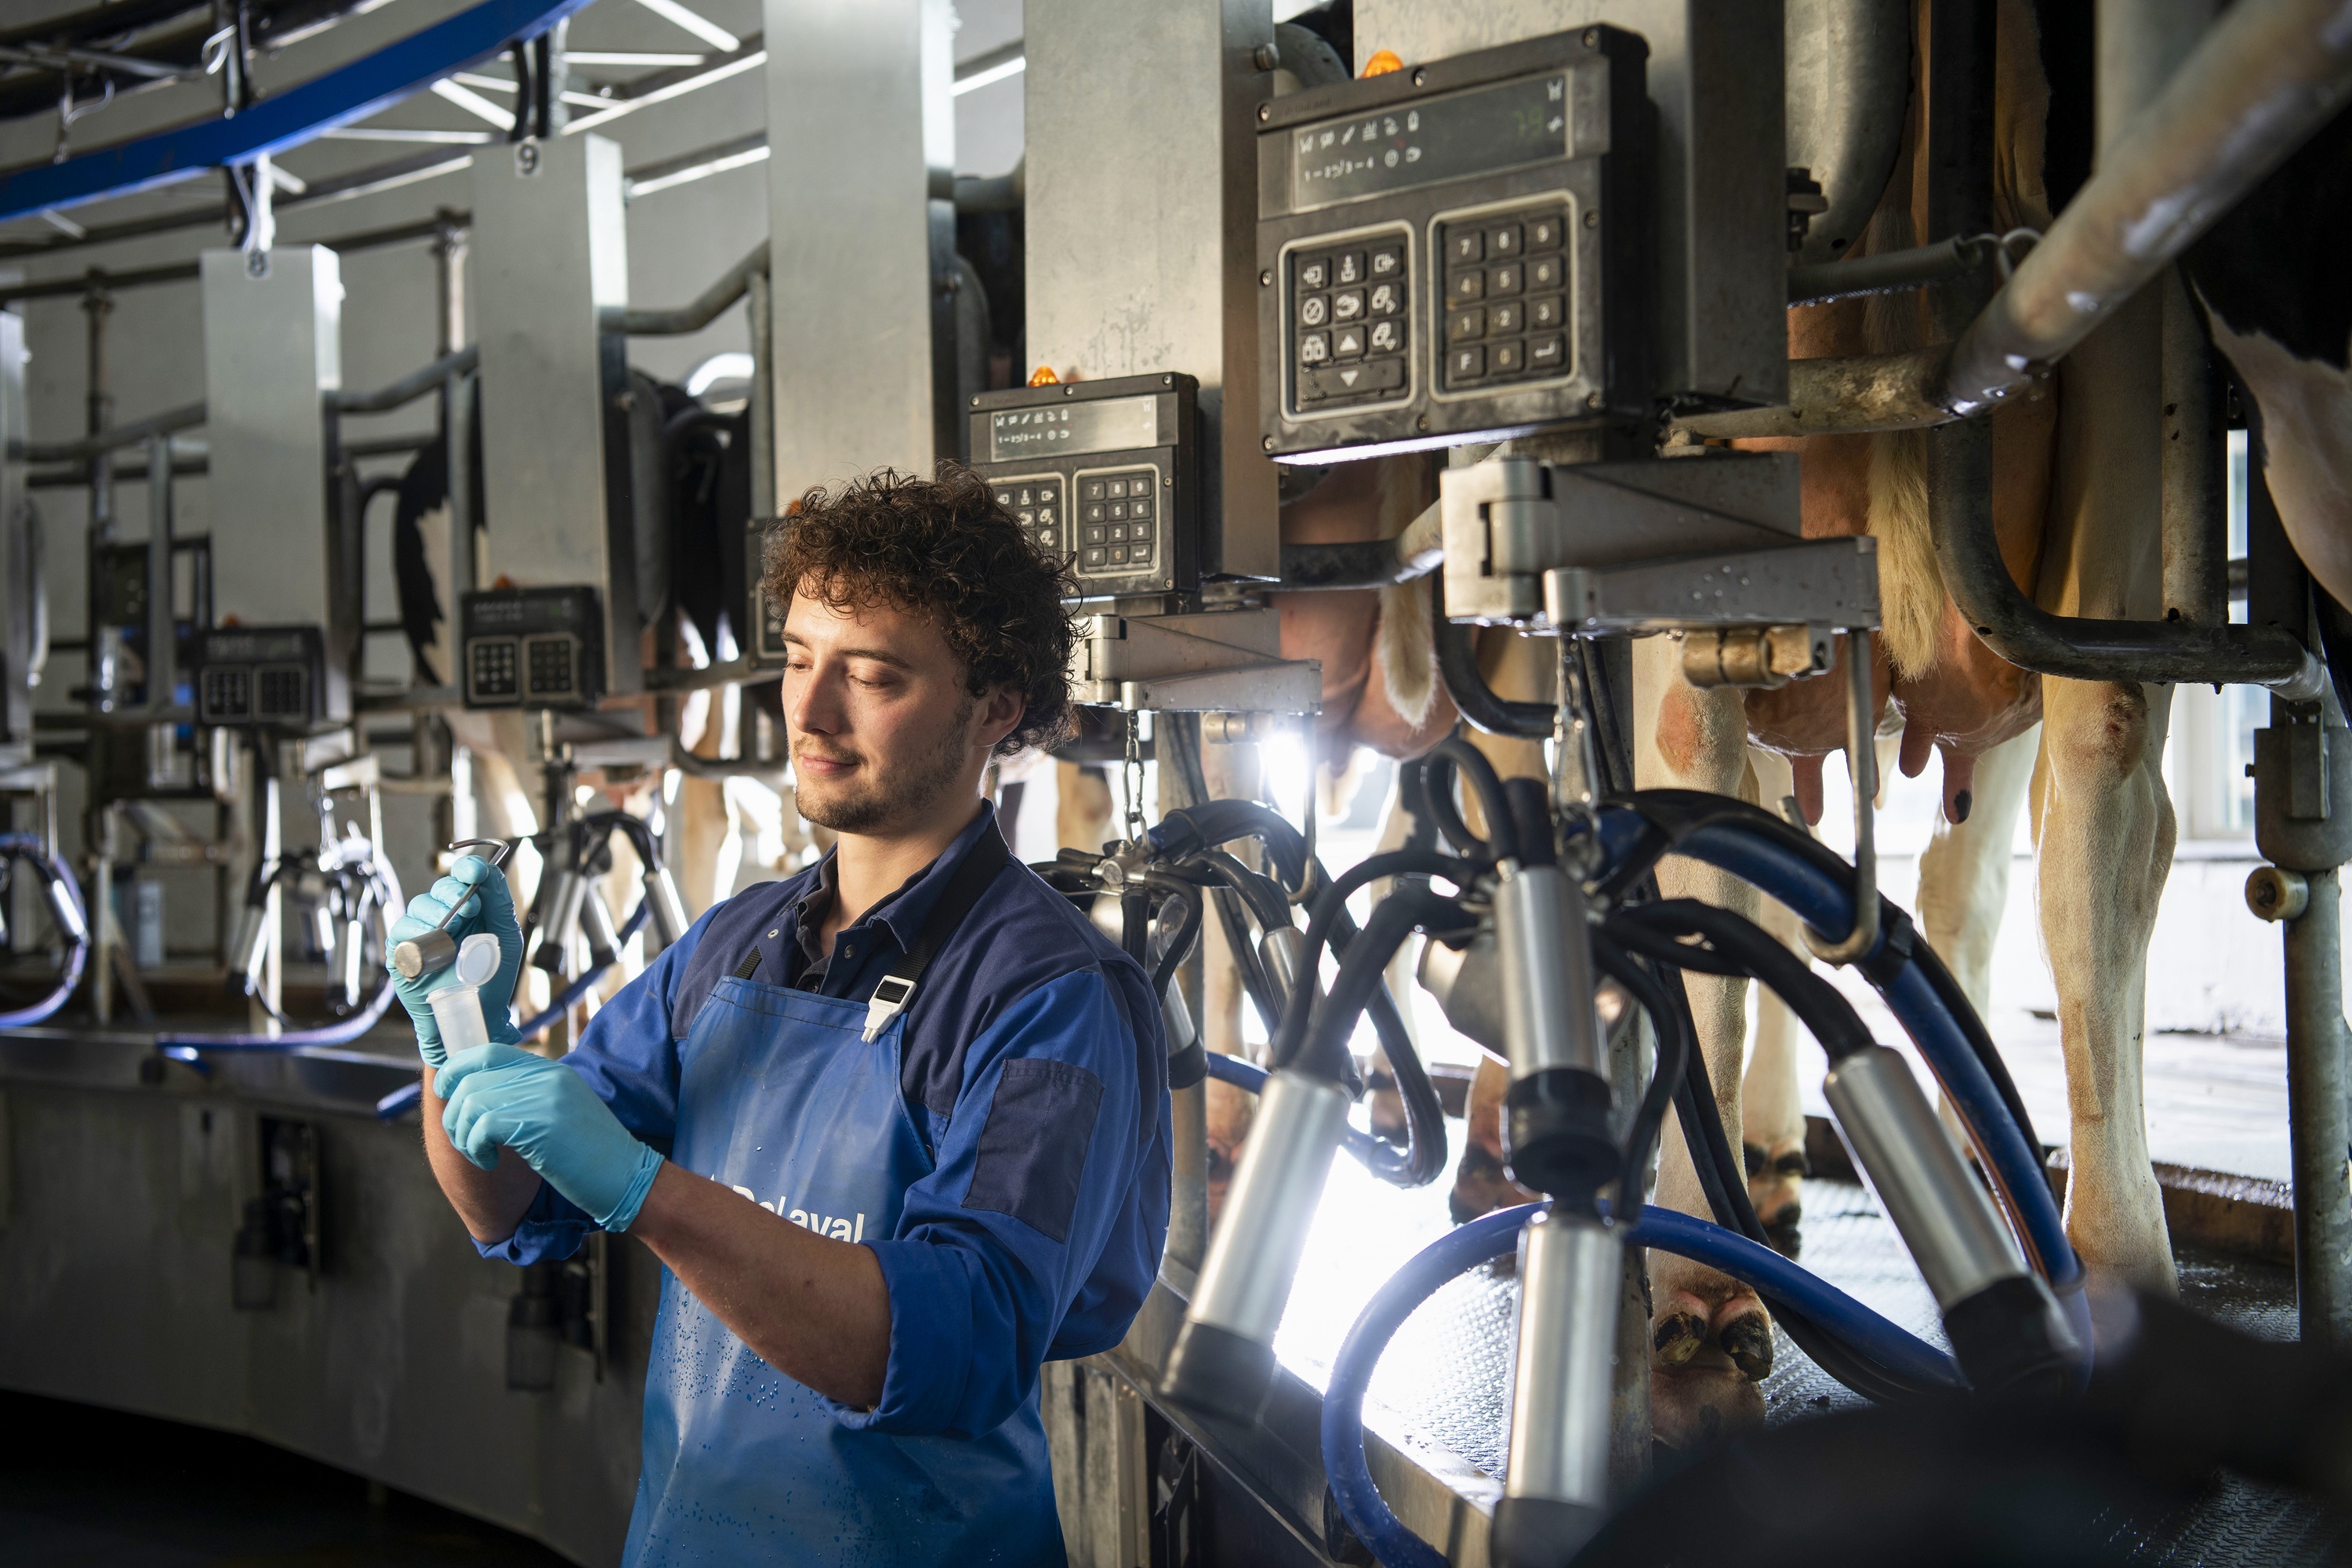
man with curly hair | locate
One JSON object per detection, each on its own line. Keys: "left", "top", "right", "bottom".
{"left": 391, "top": 467, "right": 1169, "bottom": 1566}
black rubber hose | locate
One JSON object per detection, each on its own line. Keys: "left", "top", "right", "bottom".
{"left": 586, "top": 807, "right": 666, "bottom": 873}
{"left": 1296, "top": 887, "right": 1472, "bottom": 1084}
{"left": 1652, "top": 942, "right": 1931, "bottom": 1404}
{"left": 1193, "top": 848, "right": 1294, "bottom": 934}
{"left": 1268, "top": 848, "right": 1478, "bottom": 1072}
{"left": 1163, "top": 856, "right": 1289, "bottom": 1037}
{"left": 1604, "top": 789, "right": 2042, "bottom": 1152}
{"left": 1589, "top": 931, "right": 1689, "bottom": 1212}
{"left": 1159, "top": 715, "right": 1290, "bottom": 1045}
{"left": 1323, "top": 902, "right": 1450, "bottom": 1189}
{"left": 1612, "top": 900, "right": 1876, "bottom": 1062}
{"left": 1157, "top": 797, "right": 1310, "bottom": 893}
{"left": 1579, "top": 640, "right": 1635, "bottom": 797}
{"left": 1147, "top": 884, "right": 1200, "bottom": 1000}
{"left": 1431, "top": 569, "right": 1554, "bottom": 739}
{"left": 1420, "top": 735, "right": 1519, "bottom": 862}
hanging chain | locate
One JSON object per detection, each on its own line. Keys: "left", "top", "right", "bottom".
{"left": 1122, "top": 710, "right": 1148, "bottom": 843}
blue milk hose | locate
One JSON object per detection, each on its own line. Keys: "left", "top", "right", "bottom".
{"left": 1322, "top": 1200, "right": 1962, "bottom": 1568}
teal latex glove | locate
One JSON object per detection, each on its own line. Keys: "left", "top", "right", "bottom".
{"left": 389, "top": 855, "right": 524, "bottom": 1067}
{"left": 435, "top": 1043, "right": 665, "bottom": 1232}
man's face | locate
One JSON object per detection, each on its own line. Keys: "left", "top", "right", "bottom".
{"left": 779, "top": 588, "right": 1022, "bottom": 837}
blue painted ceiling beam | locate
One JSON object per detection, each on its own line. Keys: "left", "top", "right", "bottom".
{"left": 0, "top": 0, "right": 594, "bottom": 227}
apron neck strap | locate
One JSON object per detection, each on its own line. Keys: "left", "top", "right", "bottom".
{"left": 861, "top": 820, "right": 1013, "bottom": 1042}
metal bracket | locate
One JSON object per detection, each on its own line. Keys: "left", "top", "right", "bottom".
{"left": 1073, "top": 608, "right": 1321, "bottom": 715}
{"left": 1441, "top": 451, "right": 1874, "bottom": 634}
{"left": 1538, "top": 539, "right": 1878, "bottom": 636}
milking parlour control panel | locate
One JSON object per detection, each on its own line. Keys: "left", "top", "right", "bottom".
{"left": 1256, "top": 27, "right": 1652, "bottom": 464}
{"left": 968, "top": 374, "right": 1200, "bottom": 601}
{"left": 192, "top": 625, "right": 344, "bottom": 729}
{"left": 459, "top": 586, "right": 607, "bottom": 710}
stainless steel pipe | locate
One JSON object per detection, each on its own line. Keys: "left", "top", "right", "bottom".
{"left": 1943, "top": 0, "right": 2352, "bottom": 416}
{"left": 2285, "top": 869, "right": 2352, "bottom": 1345}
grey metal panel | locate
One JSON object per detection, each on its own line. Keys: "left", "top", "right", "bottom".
{"left": 199, "top": 247, "right": 345, "bottom": 648}
{"left": 1784, "top": 0, "right": 1910, "bottom": 265}
{"left": 0, "top": 1060, "right": 652, "bottom": 1566}
{"left": 762, "top": 0, "right": 958, "bottom": 495}
{"left": 472, "top": 135, "right": 642, "bottom": 696}
{"left": 1024, "top": 0, "right": 1280, "bottom": 579}
{"left": 1350, "top": 0, "right": 1788, "bottom": 405}
{"left": 0, "top": 310, "right": 27, "bottom": 748}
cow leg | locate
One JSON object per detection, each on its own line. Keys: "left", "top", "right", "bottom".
{"left": 1916, "top": 726, "right": 2039, "bottom": 1018}
{"left": 1055, "top": 761, "right": 1114, "bottom": 854}
{"left": 2034, "top": 680, "right": 2179, "bottom": 1294}
{"left": 1739, "top": 748, "right": 1810, "bottom": 1260}
{"left": 1635, "top": 636, "right": 1773, "bottom": 1441}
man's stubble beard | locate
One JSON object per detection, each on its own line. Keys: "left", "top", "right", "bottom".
{"left": 793, "top": 690, "right": 979, "bottom": 835}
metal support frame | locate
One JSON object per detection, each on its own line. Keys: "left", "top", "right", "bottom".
{"left": 202, "top": 245, "right": 351, "bottom": 699}
{"left": 762, "top": 0, "right": 959, "bottom": 493}
{"left": 2245, "top": 451, "right": 2352, "bottom": 1344}
{"left": 472, "top": 131, "right": 641, "bottom": 699}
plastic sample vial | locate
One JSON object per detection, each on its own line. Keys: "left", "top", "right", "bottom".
{"left": 425, "top": 933, "right": 504, "bottom": 1053}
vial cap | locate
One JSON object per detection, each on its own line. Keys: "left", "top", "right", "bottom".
{"left": 454, "top": 932, "right": 503, "bottom": 987}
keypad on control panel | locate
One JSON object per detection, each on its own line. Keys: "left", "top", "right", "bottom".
{"left": 1292, "top": 236, "right": 1410, "bottom": 409}
{"left": 1439, "top": 206, "right": 1571, "bottom": 392}
{"left": 992, "top": 478, "right": 1065, "bottom": 557}
{"left": 1075, "top": 467, "right": 1162, "bottom": 576}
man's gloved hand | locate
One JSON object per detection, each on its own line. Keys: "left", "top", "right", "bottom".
{"left": 435, "top": 1044, "right": 665, "bottom": 1232}
{"left": 389, "top": 855, "right": 524, "bottom": 1067}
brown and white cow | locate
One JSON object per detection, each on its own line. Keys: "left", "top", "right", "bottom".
{"left": 1274, "top": 0, "right": 2237, "bottom": 1445}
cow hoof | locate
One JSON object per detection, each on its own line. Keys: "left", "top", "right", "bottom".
{"left": 1747, "top": 1141, "right": 1809, "bottom": 1261}
{"left": 1650, "top": 1287, "right": 1771, "bottom": 1446}
{"left": 1719, "top": 1309, "right": 1774, "bottom": 1381}
{"left": 1653, "top": 1311, "right": 1708, "bottom": 1367}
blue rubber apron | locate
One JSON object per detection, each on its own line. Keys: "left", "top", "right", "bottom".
{"left": 622, "top": 848, "right": 1062, "bottom": 1566}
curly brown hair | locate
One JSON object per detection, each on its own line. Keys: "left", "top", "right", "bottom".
{"left": 760, "top": 464, "right": 1078, "bottom": 757}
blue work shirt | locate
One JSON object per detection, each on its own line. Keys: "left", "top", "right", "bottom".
{"left": 481, "top": 802, "right": 1171, "bottom": 1441}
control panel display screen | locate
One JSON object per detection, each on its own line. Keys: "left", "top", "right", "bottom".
{"left": 1290, "top": 71, "right": 1569, "bottom": 212}
{"left": 988, "top": 395, "right": 1159, "bottom": 463}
